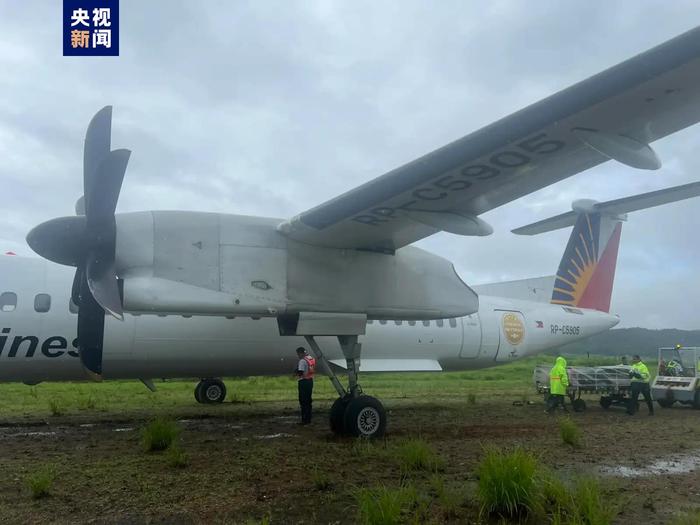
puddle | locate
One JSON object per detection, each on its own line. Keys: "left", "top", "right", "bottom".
{"left": 226, "top": 424, "right": 245, "bottom": 429}
{"left": 6, "top": 431, "right": 57, "bottom": 437}
{"left": 601, "top": 452, "right": 700, "bottom": 477}
{"left": 255, "top": 433, "right": 294, "bottom": 440}
{"left": 113, "top": 427, "right": 134, "bottom": 432}
{"left": 80, "top": 423, "right": 95, "bottom": 428}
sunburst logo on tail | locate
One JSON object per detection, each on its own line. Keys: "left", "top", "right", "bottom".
{"left": 551, "top": 213, "right": 600, "bottom": 306}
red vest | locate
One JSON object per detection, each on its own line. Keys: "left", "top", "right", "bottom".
{"left": 301, "top": 355, "right": 316, "bottom": 380}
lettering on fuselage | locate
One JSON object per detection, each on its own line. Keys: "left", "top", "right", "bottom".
{"left": 0, "top": 328, "right": 78, "bottom": 358}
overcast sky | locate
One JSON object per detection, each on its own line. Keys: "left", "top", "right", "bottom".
{"left": 1, "top": 2, "right": 700, "bottom": 329}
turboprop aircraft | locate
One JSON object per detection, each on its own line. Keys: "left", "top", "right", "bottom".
{"left": 17, "top": 27, "right": 700, "bottom": 437}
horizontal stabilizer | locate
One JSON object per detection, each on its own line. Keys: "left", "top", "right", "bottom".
{"left": 512, "top": 181, "right": 700, "bottom": 235}
{"left": 329, "top": 359, "right": 442, "bottom": 372}
{"left": 473, "top": 275, "right": 555, "bottom": 303}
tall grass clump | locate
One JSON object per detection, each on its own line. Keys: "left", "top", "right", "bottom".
{"left": 541, "top": 473, "right": 613, "bottom": 525}
{"left": 476, "top": 447, "right": 539, "bottom": 518}
{"left": 394, "top": 438, "right": 444, "bottom": 474}
{"left": 26, "top": 465, "right": 56, "bottom": 499}
{"left": 355, "top": 485, "right": 416, "bottom": 525}
{"left": 48, "top": 398, "right": 64, "bottom": 416}
{"left": 559, "top": 417, "right": 582, "bottom": 448}
{"left": 141, "top": 417, "right": 180, "bottom": 452}
{"left": 573, "top": 477, "right": 614, "bottom": 525}
{"left": 166, "top": 445, "right": 188, "bottom": 468}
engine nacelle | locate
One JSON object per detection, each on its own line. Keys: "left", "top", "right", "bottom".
{"left": 115, "top": 211, "right": 477, "bottom": 320}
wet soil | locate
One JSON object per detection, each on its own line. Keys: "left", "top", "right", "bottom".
{"left": 0, "top": 397, "right": 699, "bottom": 524}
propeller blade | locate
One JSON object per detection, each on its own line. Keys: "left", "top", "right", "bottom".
{"left": 25, "top": 215, "right": 87, "bottom": 266}
{"left": 77, "top": 271, "right": 105, "bottom": 379}
{"left": 83, "top": 106, "right": 112, "bottom": 207}
{"left": 71, "top": 266, "right": 84, "bottom": 306}
{"left": 87, "top": 253, "right": 123, "bottom": 320}
{"left": 86, "top": 149, "right": 131, "bottom": 229}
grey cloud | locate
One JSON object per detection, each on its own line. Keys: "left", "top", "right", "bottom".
{"left": 1, "top": 1, "right": 699, "bottom": 327}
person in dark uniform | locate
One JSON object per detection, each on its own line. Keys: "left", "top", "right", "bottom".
{"left": 627, "top": 354, "right": 654, "bottom": 416}
{"left": 295, "top": 347, "right": 316, "bottom": 425}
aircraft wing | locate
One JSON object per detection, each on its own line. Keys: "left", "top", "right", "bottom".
{"left": 278, "top": 27, "right": 700, "bottom": 251}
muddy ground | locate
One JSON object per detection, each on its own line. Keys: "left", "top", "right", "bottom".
{"left": 1, "top": 396, "right": 699, "bottom": 524}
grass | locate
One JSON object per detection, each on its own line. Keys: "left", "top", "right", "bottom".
{"left": 26, "top": 465, "right": 56, "bottom": 499}
{"left": 311, "top": 468, "right": 333, "bottom": 491}
{"left": 429, "top": 474, "right": 463, "bottom": 518}
{"left": 544, "top": 475, "right": 613, "bottom": 525}
{"left": 671, "top": 510, "right": 700, "bottom": 525}
{"left": 48, "top": 398, "right": 64, "bottom": 416}
{"left": 393, "top": 438, "right": 444, "bottom": 474}
{"left": 166, "top": 445, "right": 188, "bottom": 468}
{"left": 559, "top": 417, "right": 582, "bottom": 448}
{"left": 476, "top": 446, "right": 540, "bottom": 518}
{"left": 141, "top": 418, "right": 180, "bottom": 452}
{"left": 355, "top": 485, "right": 417, "bottom": 525}
{"left": 0, "top": 354, "right": 623, "bottom": 419}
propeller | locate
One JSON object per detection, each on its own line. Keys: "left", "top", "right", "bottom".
{"left": 26, "top": 106, "right": 130, "bottom": 379}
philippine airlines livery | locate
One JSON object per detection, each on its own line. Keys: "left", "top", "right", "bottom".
{"left": 8, "top": 27, "right": 700, "bottom": 437}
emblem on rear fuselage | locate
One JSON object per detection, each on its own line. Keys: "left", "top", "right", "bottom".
{"left": 502, "top": 313, "right": 524, "bottom": 345}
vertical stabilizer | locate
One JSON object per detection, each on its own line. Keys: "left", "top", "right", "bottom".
{"left": 512, "top": 181, "right": 700, "bottom": 313}
{"left": 551, "top": 213, "right": 622, "bottom": 312}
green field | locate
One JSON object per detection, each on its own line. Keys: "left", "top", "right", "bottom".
{"left": 0, "top": 354, "right": 622, "bottom": 419}
{"left": 2, "top": 354, "right": 684, "bottom": 525}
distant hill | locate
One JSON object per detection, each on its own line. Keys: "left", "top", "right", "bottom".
{"left": 559, "top": 327, "right": 700, "bottom": 358}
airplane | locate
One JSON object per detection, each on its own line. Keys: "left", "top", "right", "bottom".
{"left": 10, "top": 27, "right": 700, "bottom": 438}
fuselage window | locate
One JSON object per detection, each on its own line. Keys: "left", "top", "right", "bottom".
{"left": 367, "top": 320, "right": 374, "bottom": 325}
{"left": 34, "top": 293, "right": 51, "bottom": 313}
{"left": 408, "top": 320, "right": 416, "bottom": 326}
{"left": 69, "top": 298, "right": 79, "bottom": 314}
{"left": 0, "top": 292, "right": 17, "bottom": 312}
{"left": 379, "top": 320, "right": 387, "bottom": 325}
{"left": 449, "top": 318, "right": 457, "bottom": 328}
{"left": 436, "top": 319, "right": 444, "bottom": 328}
{"left": 394, "top": 320, "right": 402, "bottom": 326}
{"left": 422, "top": 320, "right": 430, "bottom": 327}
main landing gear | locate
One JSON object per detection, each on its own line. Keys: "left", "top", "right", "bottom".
{"left": 305, "top": 335, "right": 387, "bottom": 438}
{"left": 194, "top": 378, "right": 227, "bottom": 404}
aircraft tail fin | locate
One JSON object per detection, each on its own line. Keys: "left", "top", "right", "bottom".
{"left": 512, "top": 181, "right": 700, "bottom": 312}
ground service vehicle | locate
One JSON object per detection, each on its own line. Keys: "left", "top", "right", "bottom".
{"left": 653, "top": 347, "right": 700, "bottom": 408}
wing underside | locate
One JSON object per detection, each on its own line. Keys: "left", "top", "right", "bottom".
{"left": 279, "top": 27, "right": 700, "bottom": 251}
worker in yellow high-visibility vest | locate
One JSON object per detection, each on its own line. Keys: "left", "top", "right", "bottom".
{"left": 627, "top": 354, "right": 654, "bottom": 416}
{"left": 546, "top": 356, "right": 569, "bottom": 414}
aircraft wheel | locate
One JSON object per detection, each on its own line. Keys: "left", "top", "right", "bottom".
{"left": 693, "top": 390, "right": 700, "bottom": 410}
{"left": 330, "top": 396, "right": 350, "bottom": 435}
{"left": 194, "top": 381, "right": 205, "bottom": 403}
{"left": 197, "top": 378, "right": 227, "bottom": 404}
{"left": 344, "top": 395, "right": 387, "bottom": 438}
{"left": 572, "top": 399, "right": 586, "bottom": 412}
{"left": 599, "top": 396, "right": 612, "bottom": 410}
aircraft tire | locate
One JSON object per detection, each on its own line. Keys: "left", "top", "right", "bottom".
{"left": 343, "top": 395, "right": 387, "bottom": 439}
{"left": 194, "top": 381, "right": 205, "bottom": 403}
{"left": 657, "top": 398, "right": 674, "bottom": 408}
{"left": 693, "top": 390, "right": 700, "bottom": 410}
{"left": 330, "top": 397, "right": 350, "bottom": 435}
{"left": 599, "top": 396, "right": 613, "bottom": 410}
{"left": 199, "top": 378, "right": 227, "bottom": 404}
{"left": 572, "top": 399, "right": 586, "bottom": 412}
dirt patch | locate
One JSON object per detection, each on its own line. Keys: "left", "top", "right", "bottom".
{"left": 1, "top": 397, "right": 700, "bottom": 523}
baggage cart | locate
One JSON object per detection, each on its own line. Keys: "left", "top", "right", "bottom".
{"left": 534, "top": 363, "right": 632, "bottom": 412}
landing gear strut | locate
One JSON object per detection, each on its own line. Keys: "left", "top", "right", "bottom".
{"left": 195, "top": 378, "right": 227, "bottom": 404}
{"left": 305, "top": 335, "right": 387, "bottom": 438}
